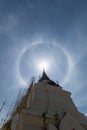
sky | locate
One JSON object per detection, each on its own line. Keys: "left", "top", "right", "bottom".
{"left": 0, "top": 0, "right": 87, "bottom": 124}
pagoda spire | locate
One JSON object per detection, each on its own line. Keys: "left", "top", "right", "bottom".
{"left": 39, "top": 69, "right": 50, "bottom": 81}
{"left": 38, "top": 70, "right": 60, "bottom": 87}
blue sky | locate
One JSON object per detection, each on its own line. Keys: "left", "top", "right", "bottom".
{"left": 0, "top": 0, "right": 87, "bottom": 123}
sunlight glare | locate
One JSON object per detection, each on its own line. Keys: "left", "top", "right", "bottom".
{"left": 38, "top": 60, "right": 49, "bottom": 72}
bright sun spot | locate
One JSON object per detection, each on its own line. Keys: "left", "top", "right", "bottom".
{"left": 37, "top": 60, "right": 49, "bottom": 72}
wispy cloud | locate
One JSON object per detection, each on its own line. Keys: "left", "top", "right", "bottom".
{"left": 0, "top": 13, "right": 19, "bottom": 32}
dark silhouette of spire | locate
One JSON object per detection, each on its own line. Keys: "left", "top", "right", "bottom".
{"left": 39, "top": 70, "right": 50, "bottom": 81}
{"left": 38, "top": 70, "right": 60, "bottom": 87}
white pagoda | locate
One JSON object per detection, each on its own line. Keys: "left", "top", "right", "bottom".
{"left": 2, "top": 71, "right": 87, "bottom": 130}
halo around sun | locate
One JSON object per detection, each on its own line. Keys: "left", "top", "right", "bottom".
{"left": 17, "top": 41, "right": 73, "bottom": 86}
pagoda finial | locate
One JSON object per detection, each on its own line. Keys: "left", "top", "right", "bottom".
{"left": 43, "top": 68, "right": 45, "bottom": 74}
{"left": 39, "top": 70, "right": 50, "bottom": 81}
